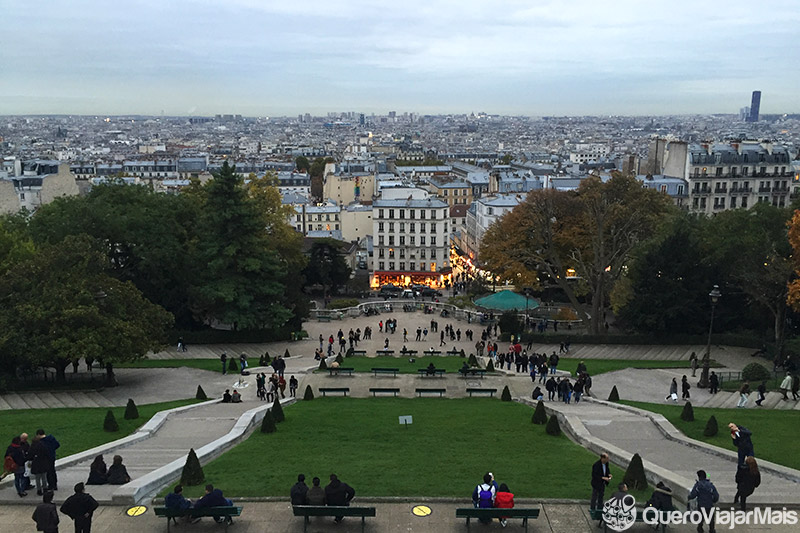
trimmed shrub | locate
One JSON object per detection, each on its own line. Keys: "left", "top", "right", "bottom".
{"left": 228, "top": 358, "right": 239, "bottom": 372}
{"left": 532, "top": 401, "right": 548, "bottom": 424}
{"left": 623, "top": 453, "right": 649, "bottom": 491}
{"left": 180, "top": 448, "right": 204, "bottom": 486}
{"left": 103, "top": 410, "right": 119, "bottom": 432}
{"left": 680, "top": 401, "right": 695, "bottom": 422}
{"left": 284, "top": 349, "right": 291, "bottom": 358}
{"left": 195, "top": 385, "right": 208, "bottom": 400}
{"left": 468, "top": 353, "right": 479, "bottom": 367}
{"left": 704, "top": 415, "right": 719, "bottom": 437}
{"left": 742, "top": 362, "right": 772, "bottom": 382}
{"left": 486, "top": 360, "right": 495, "bottom": 372}
{"left": 303, "top": 385, "right": 314, "bottom": 401}
{"left": 124, "top": 399, "right": 139, "bottom": 420}
{"left": 459, "top": 349, "right": 466, "bottom": 358}
{"left": 327, "top": 298, "right": 360, "bottom": 310}
{"left": 545, "top": 415, "right": 561, "bottom": 436}
{"left": 319, "top": 358, "right": 328, "bottom": 370}
{"left": 608, "top": 386, "right": 620, "bottom": 402}
{"left": 272, "top": 398, "right": 285, "bottom": 423}
{"left": 264, "top": 352, "right": 272, "bottom": 365}
{"left": 500, "top": 385, "right": 512, "bottom": 401}
{"left": 260, "top": 410, "right": 277, "bottom": 433}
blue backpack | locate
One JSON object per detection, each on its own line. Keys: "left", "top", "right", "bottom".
{"left": 478, "top": 484, "right": 494, "bottom": 508}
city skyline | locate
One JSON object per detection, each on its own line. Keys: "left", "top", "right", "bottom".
{"left": 2, "top": 0, "right": 799, "bottom": 117}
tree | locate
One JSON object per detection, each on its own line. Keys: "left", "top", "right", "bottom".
{"left": 608, "top": 386, "right": 620, "bottom": 402}
{"left": 191, "top": 161, "right": 291, "bottom": 330}
{"left": 271, "top": 397, "right": 285, "bottom": 422}
{"left": 742, "top": 362, "right": 771, "bottom": 382}
{"left": 545, "top": 415, "right": 561, "bottom": 435}
{"left": 623, "top": 453, "right": 648, "bottom": 491}
{"left": 295, "top": 155, "right": 310, "bottom": 173}
{"left": 500, "top": 154, "right": 513, "bottom": 165}
{"left": 498, "top": 310, "right": 522, "bottom": 338}
{"left": 303, "top": 239, "right": 352, "bottom": 298}
{"left": 103, "top": 410, "right": 119, "bottom": 432}
{"left": 180, "top": 448, "right": 205, "bottom": 486}
{"left": 486, "top": 360, "right": 495, "bottom": 371}
{"left": 196, "top": 385, "right": 208, "bottom": 400}
{"left": 704, "top": 415, "right": 719, "bottom": 437}
{"left": 303, "top": 385, "right": 314, "bottom": 400}
{"left": 532, "top": 401, "right": 548, "bottom": 424}
{"left": 124, "top": 399, "right": 139, "bottom": 420}
{"left": 500, "top": 385, "right": 512, "bottom": 401}
{"left": 481, "top": 175, "right": 672, "bottom": 334}
{"left": 680, "top": 401, "right": 694, "bottom": 422}
{"left": 260, "top": 410, "right": 277, "bottom": 433}
{"left": 0, "top": 236, "right": 173, "bottom": 382}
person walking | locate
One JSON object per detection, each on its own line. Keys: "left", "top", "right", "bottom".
{"left": 688, "top": 470, "right": 719, "bottom": 533}
{"left": 737, "top": 381, "right": 750, "bottom": 408}
{"left": 60, "top": 483, "right": 99, "bottom": 533}
{"left": 590, "top": 453, "right": 613, "bottom": 511}
{"left": 733, "top": 457, "right": 760, "bottom": 511}
{"left": 666, "top": 378, "right": 678, "bottom": 402}
{"left": 32, "top": 490, "right": 59, "bottom": 533}
{"left": 681, "top": 375, "right": 691, "bottom": 400}
{"left": 545, "top": 376, "right": 557, "bottom": 401}
{"left": 289, "top": 375, "right": 298, "bottom": 397}
{"left": 755, "top": 381, "right": 767, "bottom": 406}
{"left": 779, "top": 372, "right": 793, "bottom": 400}
{"left": 324, "top": 474, "right": 355, "bottom": 523}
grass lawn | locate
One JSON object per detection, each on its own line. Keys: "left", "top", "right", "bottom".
{"left": 177, "top": 398, "right": 599, "bottom": 499}
{"left": 621, "top": 400, "right": 800, "bottom": 471}
{"left": 1, "top": 399, "right": 200, "bottom": 458}
{"left": 117, "top": 358, "right": 225, "bottom": 372}
{"left": 550, "top": 358, "right": 698, "bottom": 376}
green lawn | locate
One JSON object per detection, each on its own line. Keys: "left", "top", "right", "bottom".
{"left": 622, "top": 400, "right": 800, "bottom": 471}
{"left": 117, "top": 358, "right": 225, "bottom": 372}
{"left": 1, "top": 399, "right": 199, "bottom": 458}
{"left": 177, "top": 398, "right": 599, "bottom": 499}
{"left": 552, "top": 358, "right": 697, "bottom": 376}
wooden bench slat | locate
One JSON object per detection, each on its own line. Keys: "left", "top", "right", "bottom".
{"left": 415, "top": 388, "right": 446, "bottom": 397}
{"left": 456, "top": 508, "right": 539, "bottom": 533}
{"left": 369, "top": 388, "right": 400, "bottom": 396}
{"left": 319, "top": 387, "right": 350, "bottom": 397}
{"left": 466, "top": 388, "right": 497, "bottom": 397}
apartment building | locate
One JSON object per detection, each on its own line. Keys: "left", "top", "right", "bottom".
{"left": 463, "top": 194, "right": 522, "bottom": 261}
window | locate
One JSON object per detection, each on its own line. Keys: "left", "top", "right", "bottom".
{"left": 410, "top": 263, "right": 416, "bottom": 271}
{"left": 677, "top": 185, "right": 684, "bottom": 195}
{"left": 700, "top": 198, "right": 706, "bottom": 208}
{"left": 487, "top": 207, "right": 494, "bottom": 215}
{"left": 730, "top": 197, "right": 737, "bottom": 208}
{"left": 431, "top": 237, "right": 436, "bottom": 246}
{"left": 420, "top": 210, "right": 425, "bottom": 219}
{"left": 389, "top": 249, "right": 395, "bottom": 258}
{"left": 400, "top": 223, "right": 405, "bottom": 233}
{"left": 307, "top": 224, "right": 313, "bottom": 231}
{"left": 379, "top": 236, "right": 385, "bottom": 245}
{"left": 430, "top": 250, "right": 436, "bottom": 259}
{"left": 420, "top": 236, "right": 426, "bottom": 245}
{"left": 400, "top": 236, "right": 405, "bottom": 245}
{"left": 740, "top": 197, "right": 747, "bottom": 208}
{"left": 693, "top": 197, "right": 699, "bottom": 208}
{"left": 399, "top": 209, "right": 405, "bottom": 219}
{"left": 399, "top": 249, "right": 405, "bottom": 258}
{"left": 389, "top": 262, "right": 395, "bottom": 270}
{"left": 660, "top": 185, "right": 668, "bottom": 193}
{"left": 378, "top": 222, "right": 384, "bottom": 232}
{"left": 743, "top": 167, "right": 749, "bottom": 176}
{"left": 420, "top": 223, "right": 426, "bottom": 233}
{"left": 389, "top": 209, "right": 395, "bottom": 219}
{"left": 399, "top": 262, "right": 405, "bottom": 271}
{"left": 410, "top": 236, "right": 415, "bottom": 245}
{"left": 379, "top": 209, "right": 384, "bottom": 218}
{"left": 326, "top": 214, "right": 330, "bottom": 221}
{"left": 731, "top": 168, "right": 737, "bottom": 177}
{"left": 430, "top": 209, "right": 436, "bottom": 219}
{"left": 410, "top": 223, "right": 415, "bottom": 232}
{"left": 379, "top": 248, "right": 385, "bottom": 258}
{"left": 716, "top": 167, "right": 722, "bottom": 176}
{"left": 296, "top": 214, "right": 301, "bottom": 222}
{"left": 420, "top": 262, "right": 426, "bottom": 271}
{"left": 379, "top": 261, "right": 384, "bottom": 270}
{"left": 409, "top": 210, "right": 415, "bottom": 219}
{"left": 389, "top": 222, "right": 394, "bottom": 232}
{"left": 420, "top": 249, "right": 426, "bottom": 259}
{"left": 335, "top": 224, "right": 339, "bottom": 230}
{"left": 388, "top": 236, "right": 394, "bottom": 246}
{"left": 431, "top": 223, "right": 436, "bottom": 233}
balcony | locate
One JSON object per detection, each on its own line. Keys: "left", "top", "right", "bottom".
{"left": 758, "top": 187, "right": 771, "bottom": 193}
{"left": 692, "top": 188, "right": 711, "bottom": 195}
{"left": 772, "top": 187, "right": 789, "bottom": 195}
{"left": 730, "top": 188, "right": 751, "bottom": 195}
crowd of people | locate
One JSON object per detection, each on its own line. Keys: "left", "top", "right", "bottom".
{"left": 3, "top": 429, "right": 59, "bottom": 498}
{"left": 290, "top": 473, "right": 356, "bottom": 523}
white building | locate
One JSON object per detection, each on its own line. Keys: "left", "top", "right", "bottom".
{"left": 464, "top": 194, "right": 523, "bottom": 261}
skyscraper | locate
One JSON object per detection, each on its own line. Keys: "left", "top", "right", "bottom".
{"left": 748, "top": 91, "right": 761, "bottom": 122}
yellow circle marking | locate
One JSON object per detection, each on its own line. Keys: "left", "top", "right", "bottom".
{"left": 126, "top": 505, "right": 148, "bottom": 517}
{"left": 412, "top": 505, "right": 432, "bottom": 517}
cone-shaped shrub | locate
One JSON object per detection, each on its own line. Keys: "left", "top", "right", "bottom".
{"left": 319, "top": 358, "right": 328, "bottom": 370}
{"left": 103, "top": 409, "right": 119, "bottom": 432}
{"left": 335, "top": 354, "right": 344, "bottom": 365}
{"left": 703, "top": 415, "right": 718, "bottom": 437}
{"left": 680, "top": 401, "right": 694, "bottom": 422}
{"left": 272, "top": 397, "right": 285, "bottom": 423}
{"left": 545, "top": 414, "right": 561, "bottom": 436}
{"left": 228, "top": 358, "right": 238, "bottom": 372}
{"left": 460, "top": 349, "right": 466, "bottom": 358}
{"left": 303, "top": 385, "right": 314, "bottom": 401}
{"left": 264, "top": 351, "right": 271, "bottom": 364}
{"left": 260, "top": 409, "right": 277, "bottom": 433}
{"left": 468, "top": 353, "right": 478, "bottom": 367}
{"left": 180, "top": 448, "right": 205, "bottom": 486}
{"left": 284, "top": 349, "right": 291, "bottom": 358}
{"left": 532, "top": 401, "right": 548, "bottom": 424}
{"left": 608, "top": 386, "right": 620, "bottom": 402}
{"left": 486, "top": 360, "right": 495, "bottom": 372}
{"left": 623, "top": 453, "right": 649, "bottom": 491}
{"left": 501, "top": 385, "right": 512, "bottom": 401}
{"left": 196, "top": 385, "right": 207, "bottom": 400}
{"left": 124, "top": 398, "right": 139, "bottom": 420}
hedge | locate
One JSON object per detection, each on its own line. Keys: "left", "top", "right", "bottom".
{"left": 168, "top": 327, "right": 293, "bottom": 345}
{"left": 498, "top": 331, "right": 765, "bottom": 349}
{"left": 327, "top": 299, "right": 360, "bottom": 310}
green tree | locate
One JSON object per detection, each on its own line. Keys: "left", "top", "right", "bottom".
{"left": 704, "top": 415, "right": 718, "bottom": 437}
{"left": 680, "top": 401, "right": 694, "bottom": 422}
{"left": 196, "top": 385, "right": 208, "bottom": 400}
{"left": 271, "top": 397, "right": 285, "bottom": 422}
{"left": 545, "top": 415, "right": 561, "bottom": 435}
{"left": 124, "top": 399, "right": 139, "bottom": 420}
{"left": 303, "top": 239, "right": 352, "bottom": 298}
{"left": 532, "top": 401, "right": 548, "bottom": 424}
{"left": 0, "top": 236, "right": 173, "bottom": 382}
{"left": 608, "top": 386, "right": 620, "bottom": 402}
{"left": 260, "top": 410, "right": 277, "bottom": 433}
{"left": 295, "top": 155, "right": 310, "bottom": 173}
{"left": 180, "top": 448, "right": 205, "bottom": 486}
{"left": 500, "top": 154, "right": 513, "bottom": 165}
{"left": 191, "top": 161, "right": 291, "bottom": 330}
{"left": 103, "top": 410, "right": 119, "bottom": 432}
{"left": 623, "top": 453, "right": 648, "bottom": 491}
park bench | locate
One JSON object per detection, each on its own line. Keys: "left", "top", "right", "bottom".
{"left": 416, "top": 388, "right": 446, "bottom": 397}
{"left": 459, "top": 368, "right": 486, "bottom": 379}
{"left": 424, "top": 350, "right": 443, "bottom": 356}
{"left": 351, "top": 349, "right": 367, "bottom": 356}
{"left": 369, "top": 387, "right": 400, "bottom": 397}
{"left": 589, "top": 508, "right": 667, "bottom": 533}
{"left": 399, "top": 349, "right": 418, "bottom": 356}
{"left": 466, "top": 388, "right": 497, "bottom": 397}
{"left": 328, "top": 367, "right": 354, "bottom": 377}
{"left": 318, "top": 315, "right": 331, "bottom": 322}
{"left": 154, "top": 506, "right": 242, "bottom": 532}
{"left": 446, "top": 349, "right": 462, "bottom": 356}
{"left": 372, "top": 368, "right": 399, "bottom": 377}
{"left": 456, "top": 508, "right": 539, "bottom": 533}
{"left": 376, "top": 349, "right": 395, "bottom": 356}
{"left": 417, "top": 368, "right": 446, "bottom": 377}
{"left": 319, "top": 387, "right": 350, "bottom": 397}
{"left": 293, "top": 505, "right": 376, "bottom": 533}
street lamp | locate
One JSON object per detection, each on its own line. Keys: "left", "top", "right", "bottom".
{"left": 523, "top": 287, "right": 532, "bottom": 330}
{"left": 698, "top": 285, "right": 722, "bottom": 388}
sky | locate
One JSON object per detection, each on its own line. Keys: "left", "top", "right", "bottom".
{"left": 1, "top": 0, "right": 798, "bottom": 117}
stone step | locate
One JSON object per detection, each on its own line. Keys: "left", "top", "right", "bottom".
{"left": 0, "top": 395, "right": 12, "bottom": 410}
{"left": 18, "top": 394, "right": 48, "bottom": 409}
{"left": 52, "top": 393, "right": 81, "bottom": 408}
{"left": 719, "top": 393, "right": 742, "bottom": 409}
{"left": 71, "top": 392, "right": 100, "bottom": 408}
{"left": 3, "top": 392, "right": 32, "bottom": 409}
{"left": 775, "top": 397, "right": 796, "bottom": 410}
{"left": 761, "top": 392, "right": 783, "bottom": 409}
{"left": 37, "top": 392, "right": 67, "bottom": 409}
{"left": 703, "top": 392, "right": 730, "bottom": 408}
{"left": 85, "top": 392, "right": 114, "bottom": 407}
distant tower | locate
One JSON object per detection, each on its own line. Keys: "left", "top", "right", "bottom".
{"left": 748, "top": 91, "right": 761, "bottom": 122}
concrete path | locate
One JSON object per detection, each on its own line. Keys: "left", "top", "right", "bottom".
{"left": 4, "top": 501, "right": 800, "bottom": 533}
{"left": 540, "top": 397, "right": 800, "bottom": 506}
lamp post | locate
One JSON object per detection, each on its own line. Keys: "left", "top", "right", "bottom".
{"left": 523, "top": 287, "right": 532, "bottom": 331}
{"left": 698, "top": 285, "right": 722, "bottom": 388}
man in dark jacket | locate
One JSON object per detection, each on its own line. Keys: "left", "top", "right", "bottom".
{"left": 590, "top": 452, "right": 612, "bottom": 510}
{"left": 545, "top": 377, "right": 557, "bottom": 400}
{"left": 688, "top": 470, "right": 719, "bottom": 533}
{"left": 36, "top": 429, "right": 59, "bottom": 492}
{"left": 29, "top": 435, "right": 51, "bottom": 495}
{"left": 290, "top": 474, "right": 309, "bottom": 505}
{"left": 728, "top": 423, "right": 754, "bottom": 467}
{"left": 324, "top": 474, "right": 355, "bottom": 523}
{"left": 5, "top": 436, "right": 27, "bottom": 496}
{"left": 32, "top": 490, "right": 59, "bottom": 533}
{"left": 60, "top": 483, "right": 98, "bottom": 533}
{"left": 194, "top": 484, "right": 233, "bottom": 524}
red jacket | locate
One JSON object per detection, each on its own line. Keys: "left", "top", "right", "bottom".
{"left": 495, "top": 491, "right": 515, "bottom": 509}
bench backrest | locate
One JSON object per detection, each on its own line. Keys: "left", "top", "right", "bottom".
{"left": 154, "top": 506, "right": 242, "bottom": 518}
{"left": 293, "top": 505, "right": 376, "bottom": 517}
{"left": 456, "top": 508, "right": 540, "bottom": 518}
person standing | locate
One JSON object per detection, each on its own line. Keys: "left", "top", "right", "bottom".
{"left": 32, "top": 490, "right": 59, "bottom": 533}
{"left": 220, "top": 352, "right": 228, "bottom": 375}
{"left": 324, "top": 474, "right": 355, "bottom": 523}
{"left": 290, "top": 474, "right": 309, "bottom": 505}
{"left": 29, "top": 434, "right": 51, "bottom": 495}
{"left": 690, "top": 352, "right": 698, "bottom": 377}
{"left": 688, "top": 470, "right": 718, "bottom": 533}
{"left": 709, "top": 371, "right": 719, "bottom": 394}
{"left": 5, "top": 436, "right": 27, "bottom": 497}
{"left": 734, "top": 457, "right": 760, "bottom": 511}
{"left": 60, "top": 483, "right": 98, "bottom": 533}
{"left": 728, "top": 423, "right": 754, "bottom": 467}
{"left": 737, "top": 381, "right": 750, "bottom": 408}
{"left": 590, "top": 452, "right": 612, "bottom": 510}
{"left": 546, "top": 376, "right": 557, "bottom": 401}
{"left": 755, "top": 381, "right": 767, "bottom": 406}
{"left": 289, "top": 375, "right": 298, "bottom": 397}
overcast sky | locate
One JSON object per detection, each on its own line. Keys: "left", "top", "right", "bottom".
{"left": 2, "top": 0, "right": 798, "bottom": 116}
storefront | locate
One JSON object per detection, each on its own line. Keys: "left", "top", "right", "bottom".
{"left": 370, "top": 270, "right": 452, "bottom": 289}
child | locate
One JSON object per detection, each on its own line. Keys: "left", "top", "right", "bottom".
{"left": 495, "top": 483, "right": 515, "bottom": 527}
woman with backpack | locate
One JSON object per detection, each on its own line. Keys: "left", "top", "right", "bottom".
{"left": 471, "top": 473, "right": 496, "bottom": 524}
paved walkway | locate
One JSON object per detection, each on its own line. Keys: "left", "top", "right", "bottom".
{"left": 4, "top": 501, "right": 800, "bottom": 533}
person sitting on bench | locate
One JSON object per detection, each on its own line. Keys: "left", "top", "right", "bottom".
{"left": 426, "top": 363, "right": 437, "bottom": 376}
{"left": 194, "top": 484, "right": 233, "bottom": 524}
{"left": 460, "top": 362, "right": 471, "bottom": 375}
{"left": 165, "top": 484, "right": 199, "bottom": 523}
{"left": 307, "top": 477, "right": 325, "bottom": 505}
